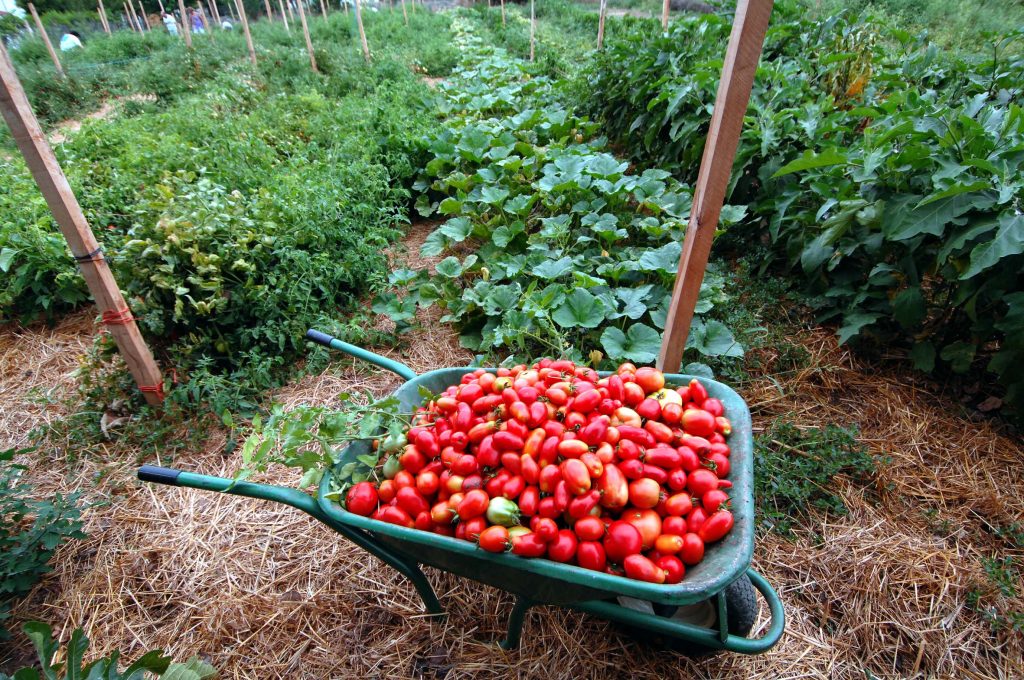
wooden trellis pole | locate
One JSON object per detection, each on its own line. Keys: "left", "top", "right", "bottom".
{"left": 285, "top": 0, "right": 294, "bottom": 22}
{"left": 207, "top": 0, "right": 221, "bottom": 27}
{"left": 400, "top": 0, "right": 407, "bottom": 24}
{"left": 353, "top": 0, "right": 369, "bottom": 61}
{"left": 98, "top": 0, "right": 112, "bottom": 34}
{"left": 28, "top": 4, "right": 63, "bottom": 77}
{"left": 500, "top": 0, "right": 504, "bottom": 26}
{"left": 0, "top": 43, "right": 165, "bottom": 406}
{"left": 529, "top": 0, "right": 535, "bottom": 62}
{"left": 597, "top": 0, "right": 606, "bottom": 49}
{"left": 136, "top": 0, "right": 151, "bottom": 31}
{"left": 661, "top": 0, "right": 669, "bottom": 30}
{"left": 319, "top": 0, "right": 327, "bottom": 18}
{"left": 657, "top": 0, "right": 774, "bottom": 373}
{"left": 234, "top": 0, "right": 258, "bottom": 64}
{"left": 178, "top": 0, "right": 192, "bottom": 45}
{"left": 295, "top": 0, "right": 317, "bottom": 72}
{"left": 122, "top": 5, "right": 135, "bottom": 31}
{"left": 263, "top": 0, "right": 273, "bottom": 20}
{"left": 277, "top": 0, "right": 290, "bottom": 31}
{"left": 199, "top": 5, "right": 214, "bottom": 39}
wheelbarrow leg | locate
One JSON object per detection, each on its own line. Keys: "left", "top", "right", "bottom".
{"left": 499, "top": 596, "right": 534, "bottom": 650}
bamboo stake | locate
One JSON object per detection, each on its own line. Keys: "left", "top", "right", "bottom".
{"left": 597, "top": 0, "right": 606, "bottom": 49}
{"left": 136, "top": 0, "right": 151, "bottom": 30}
{"left": 295, "top": 0, "right": 318, "bottom": 72}
{"left": 98, "top": 0, "right": 112, "bottom": 33}
{"left": 124, "top": 0, "right": 138, "bottom": 30}
{"left": 127, "top": 0, "right": 143, "bottom": 31}
{"left": 277, "top": 0, "right": 290, "bottom": 30}
{"left": 353, "top": 0, "right": 369, "bottom": 61}
{"left": 0, "top": 42, "right": 164, "bottom": 406}
{"left": 319, "top": 0, "right": 327, "bottom": 18}
{"left": 400, "top": 0, "right": 407, "bottom": 24}
{"left": 263, "top": 0, "right": 273, "bottom": 20}
{"left": 234, "top": 0, "right": 257, "bottom": 65}
{"left": 178, "top": 0, "right": 192, "bottom": 45}
{"left": 529, "top": 0, "right": 535, "bottom": 62}
{"left": 661, "top": 0, "right": 669, "bottom": 30}
{"left": 657, "top": 0, "right": 774, "bottom": 372}
{"left": 27, "top": 4, "right": 63, "bottom": 77}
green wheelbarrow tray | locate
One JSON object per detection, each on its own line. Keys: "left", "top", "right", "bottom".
{"left": 138, "top": 329, "right": 784, "bottom": 654}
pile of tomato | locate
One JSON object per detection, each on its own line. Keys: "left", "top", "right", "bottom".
{"left": 343, "top": 360, "right": 735, "bottom": 585}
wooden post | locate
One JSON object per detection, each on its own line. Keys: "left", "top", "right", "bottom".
{"left": 178, "top": 0, "right": 192, "bottom": 45}
{"left": 28, "top": 4, "right": 63, "bottom": 78}
{"left": 353, "top": 0, "right": 369, "bottom": 61}
{"left": 158, "top": 0, "right": 165, "bottom": 11}
{"left": 137, "top": 0, "right": 151, "bottom": 30}
{"left": 285, "top": 0, "right": 294, "bottom": 22}
{"left": 234, "top": 0, "right": 258, "bottom": 65}
{"left": 529, "top": 0, "right": 535, "bottom": 62}
{"left": 0, "top": 43, "right": 164, "bottom": 406}
{"left": 657, "top": 0, "right": 773, "bottom": 373}
{"left": 661, "top": 0, "right": 669, "bottom": 30}
{"left": 277, "top": 0, "right": 290, "bottom": 30}
{"left": 207, "top": 0, "right": 220, "bottom": 26}
{"left": 319, "top": 0, "right": 327, "bottom": 18}
{"left": 199, "top": 5, "right": 214, "bottom": 39}
{"left": 597, "top": 0, "right": 606, "bottom": 49}
{"left": 263, "top": 0, "right": 273, "bottom": 20}
{"left": 295, "top": 0, "right": 318, "bottom": 72}
{"left": 127, "top": 0, "right": 143, "bottom": 31}
{"left": 400, "top": 0, "right": 407, "bottom": 24}
{"left": 500, "top": 0, "right": 505, "bottom": 25}
{"left": 98, "top": 2, "right": 112, "bottom": 34}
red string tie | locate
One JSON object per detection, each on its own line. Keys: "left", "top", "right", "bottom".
{"left": 101, "top": 307, "right": 136, "bottom": 325}
{"left": 139, "top": 382, "right": 166, "bottom": 400}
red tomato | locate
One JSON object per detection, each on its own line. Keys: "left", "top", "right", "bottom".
{"left": 621, "top": 508, "right": 662, "bottom": 550}
{"left": 644, "top": 446, "right": 681, "bottom": 469}
{"left": 511, "top": 532, "right": 547, "bottom": 558}
{"left": 682, "top": 409, "right": 716, "bottom": 437}
{"left": 663, "top": 492, "right": 693, "bottom": 517}
{"left": 603, "top": 520, "right": 643, "bottom": 563}
{"left": 573, "top": 389, "right": 601, "bottom": 414}
{"left": 430, "top": 501, "right": 453, "bottom": 525}
{"left": 567, "top": 490, "right": 602, "bottom": 520}
{"left": 574, "top": 516, "right": 606, "bottom": 541}
{"left": 662, "top": 515, "right": 686, "bottom": 536}
{"left": 457, "top": 489, "right": 489, "bottom": 520}
{"left": 634, "top": 367, "right": 666, "bottom": 394}
{"left": 654, "top": 533, "right": 684, "bottom": 555}
{"left": 463, "top": 516, "right": 487, "bottom": 541}
{"left": 580, "top": 452, "right": 604, "bottom": 478}
{"left": 687, "top": 469, "right": 720, "bottom": 497}
{"left": 619, "top": 459, "right": 645, "bottom": 480}
{"left": 645, "top": 420, "right": 674, "bottom": 444}
{"left": 624, "top": 554, "right": 665, "bottom": 583}
{"left": 667, "top": 468, "right": 687, "bottom": 492}
{"left": 636, "top": 398, "right": 662, "bottom": 421}
{"left": 502, "top": 475, "right": 526, "bottom": 500}
{"left": 518, "top": 486, "right": 540, "bottom": 516}
{"left": 678, "top": 446, "right": 701, "bottom": 472}
{"left": 680, "top": 533, "right": 705, "bottom": 565}
{"left": 394, "top": 470, "right": 415, "bottom": 490}
{"left": 577, "top": 541, "right": 607, "bottom": 572}
{"left": 377, "top": 479, "right": 397, "bottom": 504}
{"left": 661, "top": 402, "right": 683, "bottom": 425}
{"left": 698, "top": 510, "right": 734, "bottom": 543}
{"left": 478, "top": 525, "right": 510, "bottom": 553}
{"left": 345, "top": 482, "right": 378, "bottom": 516}
{"left": 400, "top": 446, "right": 427, "bottom": 474}
{"left": 657, "top": 555, "right": 685, "bottom": 584}
{"left": 560, "top": 459, "right": 592, "bottom": 495}
{"left": 547, "top": 530, "right": 579, "bottom": 563}
{"left": 628, "top": 478, "right": 662, "bottom": 509}
{"left": 458, "top": 383, "right": 483, "bottom": 403}
{"left": 708, "top": 453, "right": 730, "bottom": 478}
{"left": 537, "top": 497, "right": 560, "bottom": 519}
{"left": 416, "top": 472, "right": 439, "bottom": 498}
{"left": 622, "top": 382, "right": 645, "bottom": 407}
{"left": 379, "top": 506, "right": 414, "bottom": 528}
{"left": 596, "top": 463, "right": 628, "bottom": 510}
{"left": 687, "top": 379, "right": 708, "bottom": 405}
{"left": 702, "top": 489, "right": 729, "bottom": 513}
{"left": 493, "top": 431, "right": 525, "bottom": 452}
{"left": 538, "top": 464, "right": 562, "bottom": 493}
{"left": 396, "top": 487, "right": 430, "bottom": 518}
{"left": 715, "top": 416, "right": 732, "bottom": 436}
{"left": 451, "top": 454, "right": 479, "bottom": 477}
{"left": 414, "top": 511, "right": 432, "bottom": 531}
{"left": 530, "top": 516, "right": 559, "bottom": 543}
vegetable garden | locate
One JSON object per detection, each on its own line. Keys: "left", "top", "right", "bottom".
{"left": 2, "top": 0, "right": 1023, "bottom": 677}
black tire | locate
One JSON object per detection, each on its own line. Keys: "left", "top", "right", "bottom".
{"left": 614, "top": 574, "right": 759, "bottom": 654}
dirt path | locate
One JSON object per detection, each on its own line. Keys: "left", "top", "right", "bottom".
{"left": 2, "top": 227, "right": 1023, "bottom": 677}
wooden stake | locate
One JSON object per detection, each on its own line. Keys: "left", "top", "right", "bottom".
{"left": 207, "top": 0, "right": 220, "bottom": 26}
{"left": 199, "top": 5, "right": 214, "bottom": 39}
{"left": 137, "top": 0, "right": 151, "bottom": 30}
{"left": 400, "top": 0, "right": 407, "bottom": 24}
{"left": 158, "top": 0, "right": 165, "bottom": 11}
{"left": 263, "top": 0, "right": 273, "bottom": 20}
{"left": 28, "top": 4, "right": 63, "bottom": 77}
{"left": 597, "top": 0, "right": 606, "bottom": 49}
{"left": 285, "top": 0, "right": 294, "bottom": 22}
{"left": 657, "top": 0, "right": 774, "bottom": 373}
{"left": 98, "top": 2, "right": 112, "bottom": 34}
{"left": 277, "top": 0, "right": 290, "bottom": 30}
{"left": 661, "top": 0, "right": 669, "bottom": 30}
{"left": 500, "top": 0, "right": 505, "bottom": 25}
{"left": 353, "top": 0, "right": 369, "bottom": 61}
{"left": 0, "top": 43, "right": 164, "bottom": 406}
{"left": 295, "top": 0, "right": 318, "bottom": 72}
{"left": 319, "top": 0, "right": 327, "bottom": 18}
{"left": 178, "top": 0, "right": 192, "bottom": 45}
{"left": 234, "top": 0, "right": 257, "bottom": 65}
{"left": 529, "top": 0, "right": 535, "bottom": 62}
{"left": 127, "top": 0, "right": 143, "bottom": 31}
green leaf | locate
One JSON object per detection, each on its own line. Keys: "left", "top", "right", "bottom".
{"left": 121, "top": 650, "right": 174, "bottom": 678}
{"left": 962, "top": 214, "right": 1024, "bottom": 279}
{"left": 435, "top": 257, "right": 463, "bottom": 278}
{"left": 909, "top": 342, "right": 936, "bottom": 372}
{"left": 687, "top": 319, "right": 743, "bottom": 358}
{"left": 0, "top": 247, "right": 16, "bottom": 273}
{"left": 940, "top": 340, "right": 976, "bottom": 374}
{"left": 552, "top": 289, "right": 605, "bottom": 329}
{"left": 771, "top": 149, "right": 848, "bottom": 177}
{"left": 161, "top": 658, "right": 217, "bottom": 680}
{"left": 532, "top": 257, "right": 574, "bottom": 279}
{"left": 439, "top": 217, "right": 473, "bottom": 243}
{"left": 613, "top": 285, "right": 652, "bottom": 320}
{"left": 637, "top": 242, "right": 681, "bottom": 274}
{"left": 892, "top": 287, "right": 926, "bottom": 328}
{"left": 836, "top": 311, "right": 880, "bottom": 344}
{"left": 601, "top": 323, "right": 662, "bottom": 364}
{"left": 480, "top": 185, "right": 510, "bottom": 205}
{"left": 22, "top": 622, "right": 58, "bottom": 680}
{"left": 885, "top": 193, "right": 982, "bottom": 241}
{"left": 683, "top": 362, "right": 714, "bottom": 379}
{"left": 420, "top": 229, "right": 449, "bottom": 258}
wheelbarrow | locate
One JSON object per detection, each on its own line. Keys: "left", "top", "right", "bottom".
{"left": 138, "top": 329, "right": 785, "bottom": 654}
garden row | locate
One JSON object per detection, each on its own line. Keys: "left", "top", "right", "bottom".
{"left": 1, "top": 11, "right": 457, "bottom": 413}
{"left": 581, "top": 1, "right": 1024, "bottom": 420}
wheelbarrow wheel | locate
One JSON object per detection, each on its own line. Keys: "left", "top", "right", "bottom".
{"left": 614, "top": 574, "right": 758, "bottom": 654}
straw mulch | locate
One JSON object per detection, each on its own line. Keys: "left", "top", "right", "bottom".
{"left": 3, "top": 230, "right": 1023, "bottom": 678}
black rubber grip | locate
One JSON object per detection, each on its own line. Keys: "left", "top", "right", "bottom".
{"left": 137, "top": 465, "right": 183, "bottom": 486}
{"left": 306, "top": 328, "right": 335, "bottom": 347}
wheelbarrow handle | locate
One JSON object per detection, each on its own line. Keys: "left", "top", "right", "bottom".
{"left": 306, "top": 329, "right": 417, "bottom": 381}
{"left": 137, "top": 465, "right": 329, "bottom": 522}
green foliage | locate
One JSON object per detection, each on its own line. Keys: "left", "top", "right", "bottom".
{"left": 753, "top": 420, "right": 877, "bottom": 537}
{"left": 584, "top": 2, "right": 1024, "bottom": 418}
{"left": 0, "top": 449, "right": 85, "bottom": 638}
{"left": 387, "top": 17, "right": 742, "bottom": 366}
{"left": 0, "top": 621, "right": 215, "bottom": 680}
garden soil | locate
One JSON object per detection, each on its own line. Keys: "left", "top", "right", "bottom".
{"left": 2, "top": 225, "right": 1023, "bottom": 678}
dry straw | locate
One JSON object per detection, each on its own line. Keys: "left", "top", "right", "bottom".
{"left": 2, "top": 230, "right": 1023, "bottom": 678}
